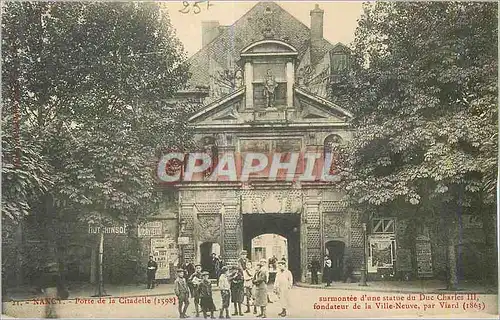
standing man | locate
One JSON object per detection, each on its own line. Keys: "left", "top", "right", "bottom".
{"left": 323, "top": 255, "right": 332, "bottom": 287}
{"left": 274, "top": 261, "right": 293, "bottom": 317}
{"left": 268, "top": 255, "right": 277, "bottom": 272}
{"left": 309, "top": 256, "right": 320, "bottom": 285}
{"left": 189, "top": 264, "right": 203, "bottom": 317}
{"left": 211, "top": 253, "right": 221, "bottom": 280}
{"left": 253, "top": 259, "right": 268, "bottom": 318}
{"left": 146, "top": 255, "right": 158, "bottom": 289}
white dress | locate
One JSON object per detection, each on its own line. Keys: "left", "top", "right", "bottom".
{"left": 274, "top": 269, "right": 293, "bottom": 309}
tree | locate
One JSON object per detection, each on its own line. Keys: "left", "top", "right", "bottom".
{"left": 332, "top": 2, "right": 497, "bottom": 288}
{"left": 2, "top": 2, "right": 194, "bottom": 284}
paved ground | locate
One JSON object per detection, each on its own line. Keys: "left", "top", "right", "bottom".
{"left": 4, "top": 279, "right": 497, "bottom": 301}
{"left": 2, "top": 284, "right": 498, "bottom": 318}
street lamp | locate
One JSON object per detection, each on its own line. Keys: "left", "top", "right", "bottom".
{"left": 359, "top": 222, "right": 368, "bottom": 286}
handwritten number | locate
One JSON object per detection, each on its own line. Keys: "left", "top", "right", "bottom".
{"left": 179, "top": 1, "right": 190, "bottom": 14}
{"left": 180, "top": 1, "right": 210, "bottom": 14}
{"left": 193, "top": 2, "right": 201, "bottom": 14}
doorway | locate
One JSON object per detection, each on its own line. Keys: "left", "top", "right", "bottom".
{"left": 243, "top": 214, "right": 301, "bottom": 282}
{"left": 200, "top": 242, "right": 220, "bottom": 278}
{"left": 325, "top": 240, "right": 345, "bottom": 282}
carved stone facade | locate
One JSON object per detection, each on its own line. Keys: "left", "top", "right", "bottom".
{"left": 173, "top": 3, "right": 356, "bottom": 282}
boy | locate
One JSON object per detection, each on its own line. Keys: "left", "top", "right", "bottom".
{"left": 229, "top": 265, "right": 244, "bottom": 316}
{"left": 218, "top": 266, "right": 231, "bottom": 318}
{"left": 199, "top": 271, "right": 216, "bottom": 319}
{"left": 174, "top": 269, "right": 190, "bottom": 318}
{"left": 189, "top": 264, "right": 203, "bottom": 317}
{"left": 243, "top": 261, "right": 254, "bottom": 313}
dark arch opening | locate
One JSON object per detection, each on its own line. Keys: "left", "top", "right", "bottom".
{"left": 325, "top": 240, "right": 345, "bottom": 282}
{"left": 242, "top": 214, "right": 301, "bottom": 282}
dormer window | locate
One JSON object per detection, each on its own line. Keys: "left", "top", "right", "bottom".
{"left": 330, "top": 44, "right": 351, "bottom": 83}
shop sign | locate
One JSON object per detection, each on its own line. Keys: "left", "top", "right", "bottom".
{"left": 138, "top": 221, "right": 163, "bottom": 237}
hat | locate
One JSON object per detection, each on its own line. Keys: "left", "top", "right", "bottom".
{"left": 201, "top": 271, "right": 210, "bottom": 276}
{"left": 240, "top": 250, "right": 247, "bottom": 254}
{"left": 176, "top": 269, "right": 185, "bottom": 273}
{"left": 277, "top": 260, "right": 286, "bottom": 265}
{"left": 257, "top": 259, "right": 267, "bottom": 266}
{"left": 220, "top": 266, "right": 228, "bottom": 272}
{"left": 195, "top": 264, "right": 202, "bottom": 267}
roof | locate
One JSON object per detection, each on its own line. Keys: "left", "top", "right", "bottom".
{"left": 186, "top": 1, "right": 334, "bottom": 89}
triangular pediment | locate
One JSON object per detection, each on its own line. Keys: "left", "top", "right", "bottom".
{"left": 189, "top": 87, "right": 352, "bottom": 129}
{"left": 189, "top": 88, "right": 245, "bottom": 125}
{"left": 303, "top": 112, "right": 327, "bottom": 119}
{"left": 293, "top": 87, "right": 353, "bottom": 123}
{"left": 214, "top": 109, "right": 240, "bottom": 120}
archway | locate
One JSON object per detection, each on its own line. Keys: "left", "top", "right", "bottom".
{"left": 242, "top": 214, "right": 300, "bottom": 282}
{"left": 325, "top": 240, "right": 345, "bottom": 282}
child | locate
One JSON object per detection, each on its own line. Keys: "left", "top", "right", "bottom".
{"left": 229, "top": 265, "right": 244, "bottom": 316}
{"left": 199, "top": 271, "right": 216, "bottom": 319}
{"left": 174, "top": 269, "right": 190, "bottom": 318}
{"left": 218, "top": 266, "right": 231, "bottom": 319}
{"left": 253, "top": 260, "right": 268, "bottom": 318}
{"left": 189, "top": 264, "right": 203, "bottom": 317}
{"left": 243, "top": 261, "right": 254, "bottom": 313}
{"left": 274, "top": 261, "right": 293, "bottom": 317}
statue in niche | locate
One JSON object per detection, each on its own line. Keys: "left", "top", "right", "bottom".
{"left": 234, "top": 69, "right": 243, "bottom": 88}
{"left": 263, "top": 69, "right": 278, "bottom": 108}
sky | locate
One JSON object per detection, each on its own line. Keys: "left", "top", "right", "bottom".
{"left": 163, "top": 1, "right": 365, "bottom": 57}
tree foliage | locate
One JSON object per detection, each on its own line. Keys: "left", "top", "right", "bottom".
{"left": 331, "top": 1, "right": 497, "bottom": 286}
{"left": 333, "top": 2, "right": 497, "bottom": 213}
{"left": 2, "top": 2, "right": 193, "bottom": 226}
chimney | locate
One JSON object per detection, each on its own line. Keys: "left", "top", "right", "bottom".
{"left": 202, "top": 21, "right": 220, "bottom": 47}
{"left": 310, "top": 4, "right": 324, "bottom": 65}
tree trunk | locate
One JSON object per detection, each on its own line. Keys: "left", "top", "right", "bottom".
{"left": 446, "top": 240, "right": 458, "bottom": 290}
{"left": 445, "top": 204, "right": 460, "bottom": 290}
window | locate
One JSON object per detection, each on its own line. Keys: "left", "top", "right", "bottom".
{"left": 372, "top": 218, "right": 395, "bottom": 234}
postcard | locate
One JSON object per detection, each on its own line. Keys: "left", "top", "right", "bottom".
{"left": 2, "top": 1, "right": 498, "bottom": 318}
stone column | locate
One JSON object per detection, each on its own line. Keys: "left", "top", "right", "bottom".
{"left": 304, "top": 191, "right": 322, "bottom": 282}
{"left": 286, "top": 61, "right": 294, "bottom": 108}
{"left": 221, "top": 190, "right": 240, "bottom": 266}
{"left": 180, "top": 202, "right": 196, "bottom": 263}
{"left": 245, "top": 61, "right": 253, "bottom": 109}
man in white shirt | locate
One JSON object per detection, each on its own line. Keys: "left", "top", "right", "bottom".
{"left": 274, "top": 261, "right": 293, "bottom": 317}
{"left": 323, "top": 255, "right": 332, "bottom": 287}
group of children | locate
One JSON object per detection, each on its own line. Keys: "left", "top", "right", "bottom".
{"left": 174, "top": 250, "right": 290, "bottom": 319}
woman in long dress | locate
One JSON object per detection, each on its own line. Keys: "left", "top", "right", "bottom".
{"left": 274, "top": 261, "right": 293, "bottom": 317}
{"left": 253, "top": 259, "right": 268, "bottom": 318}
